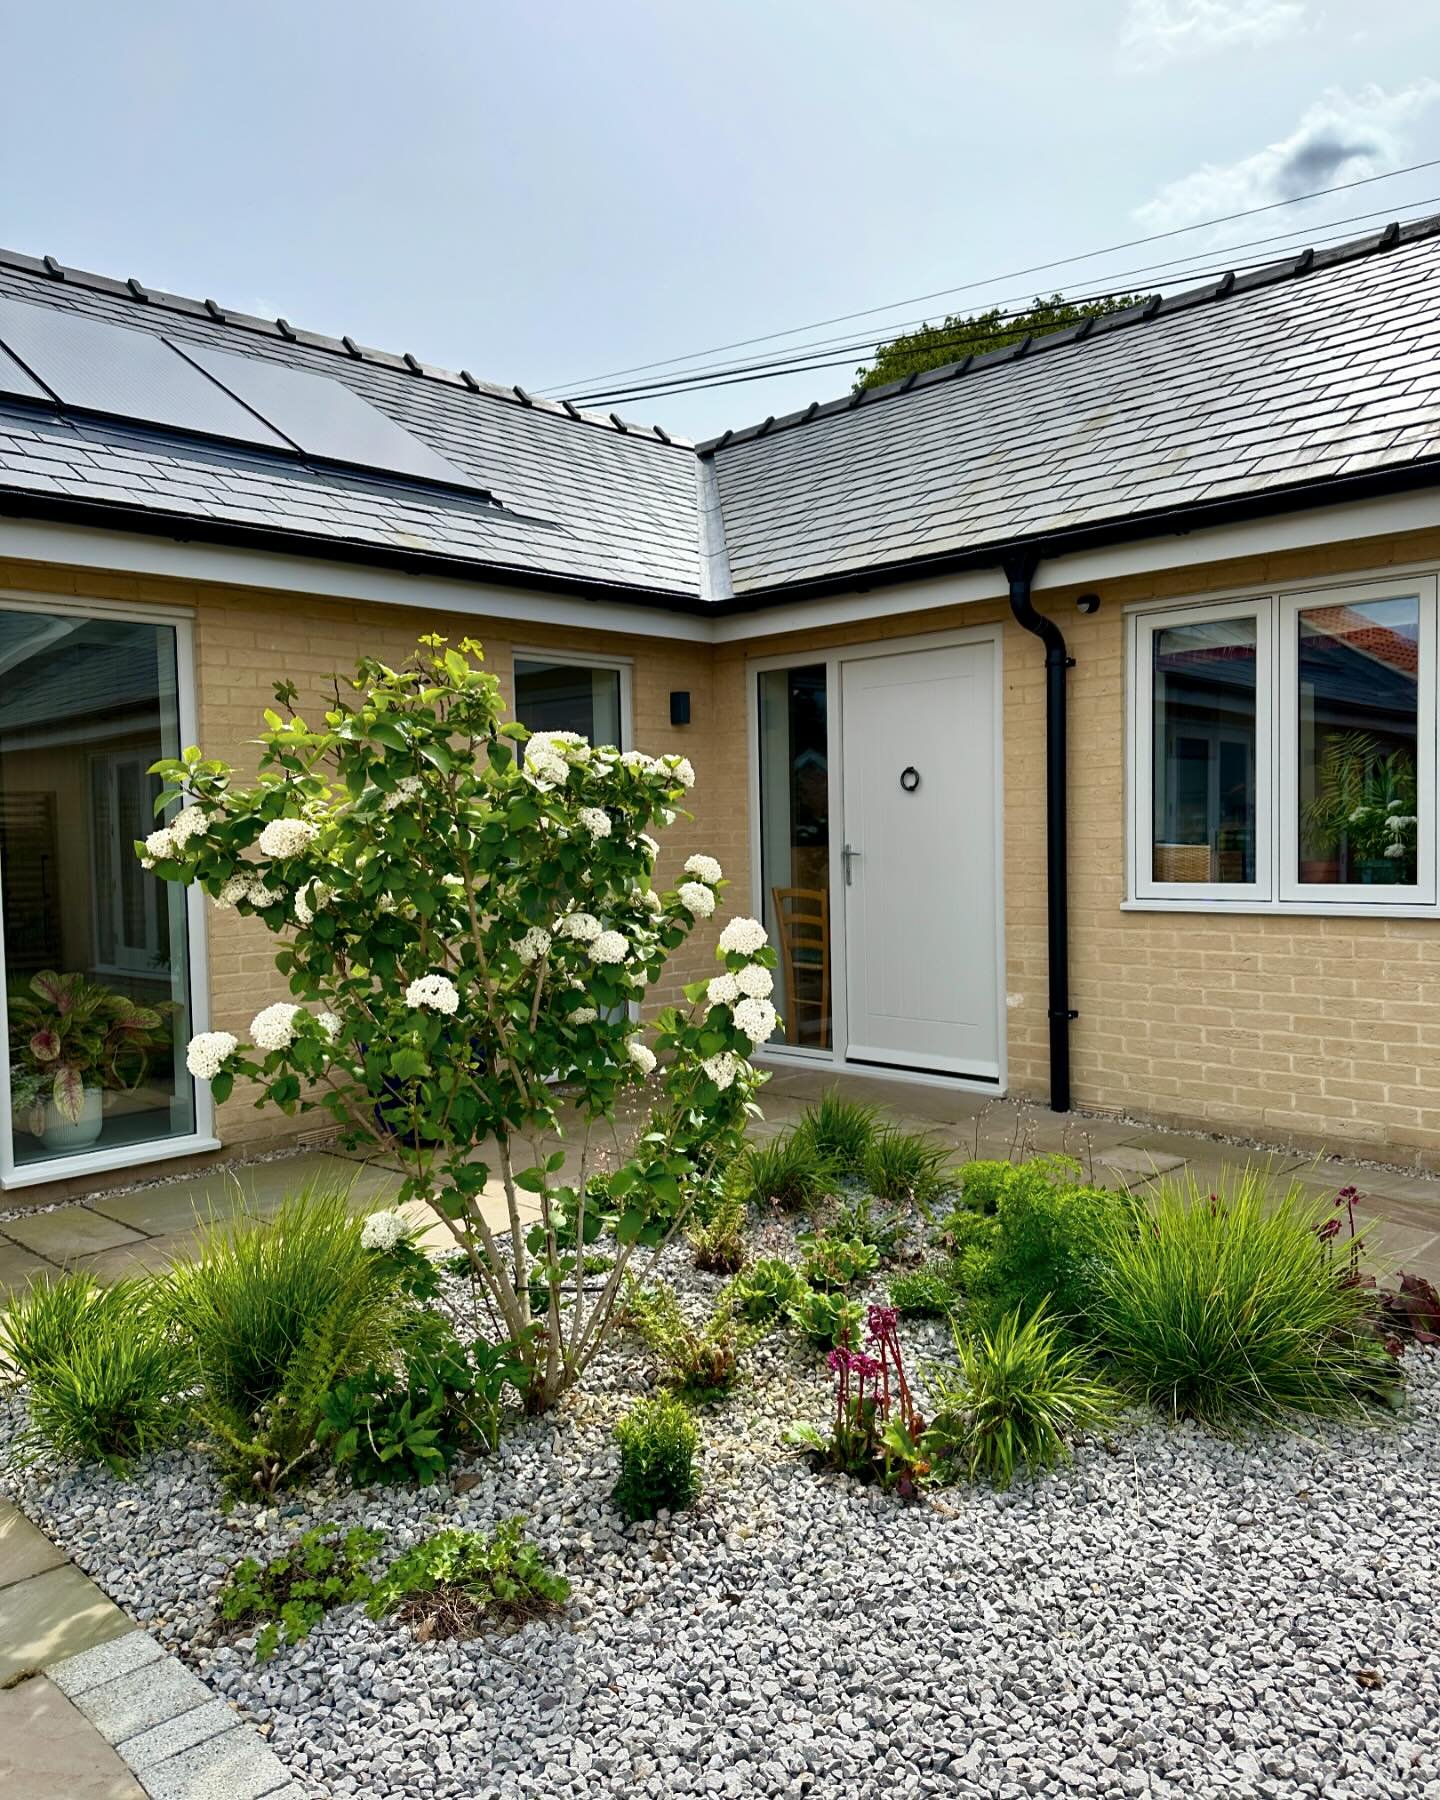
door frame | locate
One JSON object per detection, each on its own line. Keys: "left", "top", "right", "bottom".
{"left": 745, "top": 621, "right": 1007, "bottom": 1094}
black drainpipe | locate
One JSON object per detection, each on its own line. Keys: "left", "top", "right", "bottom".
{"left": 1003, "top": 551, "right": 1075, "bottom": 1113}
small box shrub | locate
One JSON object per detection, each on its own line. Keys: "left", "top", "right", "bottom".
{"left": 613, "top": 1392, "right": 701, "bottom": 1521}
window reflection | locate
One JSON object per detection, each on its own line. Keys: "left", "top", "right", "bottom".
{"left": 1298, "top": 596, "right": 1420, "bottom": 886}
{"left": 758, "top": 666, "right": 830, "bottom": 1048}
{"left": 1151, "top": 617, "right": 1257, "bottom": 884}
{"left": 513, "top": 657, "right": 621, "bottom": 747}
{"left": 0, "top": 610, "right": 196, "bottom": 1168}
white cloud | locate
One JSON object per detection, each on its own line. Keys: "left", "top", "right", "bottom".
{"left": 1120, "top": 0, "right": 1305, "bottom": 71}
{"left": 1134, "top": 81, "right": 1440, "bottom": 230}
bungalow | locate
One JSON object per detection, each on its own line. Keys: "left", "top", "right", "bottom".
{"left": 1, "top": 215, "right": 1439, "bottom": 1202}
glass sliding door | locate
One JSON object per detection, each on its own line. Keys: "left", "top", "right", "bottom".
{"left": 0, "top": 606, "right": 197, "bottom": 1174}
{"left": 513, "top": 656, "right": 623, "bottom": 748}
{"left": 757, "top": 665, "right": 831, "bottom": 1050}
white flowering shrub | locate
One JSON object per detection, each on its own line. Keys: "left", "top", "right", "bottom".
{"left": 140, "top": 637, "right": 774, "bottom": 1410}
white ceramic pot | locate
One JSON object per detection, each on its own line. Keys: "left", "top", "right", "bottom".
{"left": 40, "top": 1085, "right": 105, "bottom": 1152}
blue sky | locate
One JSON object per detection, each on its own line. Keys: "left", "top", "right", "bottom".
{"left": 4, "top": 1, "right": 1439, "bottom": 439}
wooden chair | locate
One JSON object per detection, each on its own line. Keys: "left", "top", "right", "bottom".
{"left": 770, "top": 885, "right": 830, "bottom": 1046}
{"left": 1152, "top": 842, "right": 1213, "bottom": 884}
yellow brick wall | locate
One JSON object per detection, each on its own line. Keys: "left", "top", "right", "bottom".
{"left": 6, "top": 519, "right": 1440, "bottom": 1202}
{"left": 0, "top": 560, "right": 721, "bottom": 1194}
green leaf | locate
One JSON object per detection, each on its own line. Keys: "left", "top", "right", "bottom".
{"left": 211, "top": 1069, "right": 234, "bottom": 1105}
{"left": 369, "top": 720, "right": 409, "bottom": 751}
{"left": 388, "top": 1046, "right": 430, "bottom": 1081}
{"left": 650, "top": 1174, "right": 683, "bottom": 1209}
{"left": 514, "top": 1166, "right": 548, "bottom": 1193}
{"left": 545, "top": 1150, "right": 567, "bottom": 1172}
{"left": 616, "top": 1206, "right": 645, "bottom": 1245}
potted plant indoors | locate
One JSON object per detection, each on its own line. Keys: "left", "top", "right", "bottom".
{"left": 7, "top": 970, "right": 172, "bottom": 1152}
{"left": 1300, "top": 731, "right": 1418, "bottom": 886}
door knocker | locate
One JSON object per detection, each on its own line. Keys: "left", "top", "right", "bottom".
{"left": 899, "top": 766, "right": 920, "bottom": 793}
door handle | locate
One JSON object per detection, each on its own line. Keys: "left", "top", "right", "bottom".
{"left": 842, "top": 843, "right": 862, "bottom": 885}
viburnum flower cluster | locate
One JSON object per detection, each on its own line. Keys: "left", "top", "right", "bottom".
{"left": 138, "top": 634, "right": 772, "bottom": 1412}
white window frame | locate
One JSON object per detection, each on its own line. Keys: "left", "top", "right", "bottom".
{"left": 1277, "top": 576, "right": 1437, "bottom": 909}
{"left": 1126, "top": 567, "right": 1440, "bottom": 916}
{"left": 511, "top": 647, "right": 632, "bottom": 750}
{"left": 1129, "top": 595, "right": 1273, "bottom": 907}
{"left": 0, "top": 591, "right": 218, "bottom": 1190}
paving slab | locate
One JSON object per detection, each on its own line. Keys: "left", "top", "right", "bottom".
{"left": 0, "top": 1499, "right": 68, "bottom": 1589}
{"left": 110, "top": 1696, "right": 237, "bottom": 1769}
{"left": 0, "top": 1674, "right": 148, "bottom": 1800}
{"left": 73, "top": 1230, "right": 209, "bottom": 1285}
{"left": 139, "top": 1723, "right": 295, "bottom": 1800}
{"left": 72, "top": 1652, "right": 213, "bottom": 1744}
{"left": 0, "top": 1242, "right": 56, "bottom": 1300}
{"left": 87, "top": 1181, "right": 251, "bottom": 1237}
{"left": 1094, "top": 1145, "right": 1189, "bottom": 1181}
{"left": 0, "top": 1563, "right": 132, "bottom": 1685}
{"left": 0, "top": 1206, "right": 146, "bottom": 1262}
{"left": 49, "top": 1629, "right": 165, "bottom": 1699}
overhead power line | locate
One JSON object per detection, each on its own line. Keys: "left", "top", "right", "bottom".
{"left": 570, "top": 195, "right": 1436, "bottom": 406}
{"left": 541, "top": 155, "right": 1440, "bottom": 396}
{"left": 571, "top": 202, "right": 1438, "bottom": 409}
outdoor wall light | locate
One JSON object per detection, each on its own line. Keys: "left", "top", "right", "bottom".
{"left": 670, "top": 690, "right": 691, "bottom": 726}
{"left": 1076, "top": 593, "right": 1101, "bottom": 614}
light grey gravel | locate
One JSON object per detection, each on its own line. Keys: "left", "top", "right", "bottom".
{"left": 4, "top": 1234, "right": 1439, "bottom": 1800}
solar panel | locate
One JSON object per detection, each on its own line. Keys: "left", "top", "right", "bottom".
{"left": 171, "top": 340, "right": 482, "bottom": 491}
{"left": 0, "top": 338, "right": 53, "bottom": 404}
{"left": 0, "top": 296, "right": 291, "bottom": 450}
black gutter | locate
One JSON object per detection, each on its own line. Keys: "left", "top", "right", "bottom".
{"left": 704, "top": 455, "right": 1440, "bottom": 615}
{"left": 0, "top": 489, "right": 713, "bottom": 616}
{"left": 3, "top": 453, "right": 1440, "bottom": 622}
{"left": 1004, "top": 552, "right": 1074, "bottom": 1114}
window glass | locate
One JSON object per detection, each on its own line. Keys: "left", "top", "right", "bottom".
{"left": 758, "top": 666, "right": 831, "bottom": 1049}
{"left": 1297, "top": 596, "right": 1420, "bottom": 886}
{"left": 1151, "top": 617, "right": 1257, "bottom": 884}
{"left": 0, "top": 610, "right": 196, "bottom": 1170}
{"left": 513, "top": 658, "right": 621, "bottom": 747}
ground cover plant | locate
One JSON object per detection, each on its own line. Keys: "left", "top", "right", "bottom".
{"left": 786, "top": 1286, "right": 865, "bottom": 1350}
{"left": 956, "top": 1155, "right": 1127, "bottom": 1328}
{"left": 622, "top": 1278, "right": 749, "bottom": 1401}
{"left": 613, "top": 1391, "right": 701, "bottom": 1521}
{"left": 797, "top": 1231, "right": 879, "bottom": 1292}
{"left": 922, "top": 1303, "right": 1118, "bottom": 1489}
{"left": 728, "top": 1255, "right": 806, "bottom": 1325}
{"left": 829, "top": 1190, "right": 908, "bottom": 1263}
{"left": 688, "top": 1186, "right": 748, "bottom": 1274}
{"left": 142, "top": 634, "right": 767, "bottom": 1411}
{"left": 888, "top": 1256, "right": 966, "bottom": 1319}
{"left": 366, "top": 1519, "right": 570, "bottom": 1642}
{"left": 1089, "top": 1173, "right": 1399, "bottom": 1428}
{"left": 218, "top": 1524, "right": 382, "bottom": 1662}
{"left": 1, "top": 1273, "right": 185, "bottom": 1473}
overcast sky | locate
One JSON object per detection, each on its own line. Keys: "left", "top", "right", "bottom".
{"left": 4, "top": 2, "right": 1439, "bottom": 440}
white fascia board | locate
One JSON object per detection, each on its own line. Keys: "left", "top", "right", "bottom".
{"left": 0, "top": 517, "right": 714, "bottom": 644}
{"left": 3, "top": 489, "right": 1435, "bottom": 649}
{"left": 710, "top": 489, "right": 1440, "bottom": 643}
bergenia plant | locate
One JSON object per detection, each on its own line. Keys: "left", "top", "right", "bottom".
{"left": 785, "top": 1303, "right": 928, "bottom": 1496}
{"left": 138, "top": 635, "right": 774, "bottom": 1410}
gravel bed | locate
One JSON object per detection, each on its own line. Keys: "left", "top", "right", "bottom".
{"left": 3, "top": 1230, "right": 1439, "bottom": 1800}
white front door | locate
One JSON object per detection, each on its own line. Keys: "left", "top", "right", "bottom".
{"left": 839, "top": 642, "right": 1000, "bottom": 1080}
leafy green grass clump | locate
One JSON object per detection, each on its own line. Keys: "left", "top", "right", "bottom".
{"left": 163, "top": 1186, "right": 405, "bottom": 1492}
{"left": 731, "top": 1132, "right": 838, "bottom": 1213}
{"left": 924, "top": 1304, "right": 1118, "bottom": 1490}
{"left": 795, "top": 1090, "right": 880, "bottom": 1175}
{"left": 613, "top": 1392, "right": 701, "bottom": 1521}
{"left": 366, "top": 1519, "right": 569, "bottom": 1641}
{"left": 1, "top": 1274, "right": 186, "bottom": 1474}
{"left": 218, "top": 1524, "right": 382, "bottom": 1661}
{"left": 861, "top": 1126, "right": 955, "bottom": 1209}
{"left": 1089, "top": 1176, "right": 1397, "bottom": 1429}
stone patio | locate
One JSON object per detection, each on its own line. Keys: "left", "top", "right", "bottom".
{"left": 0, "top": 1075, "right": 1437, "bottom": 1302}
